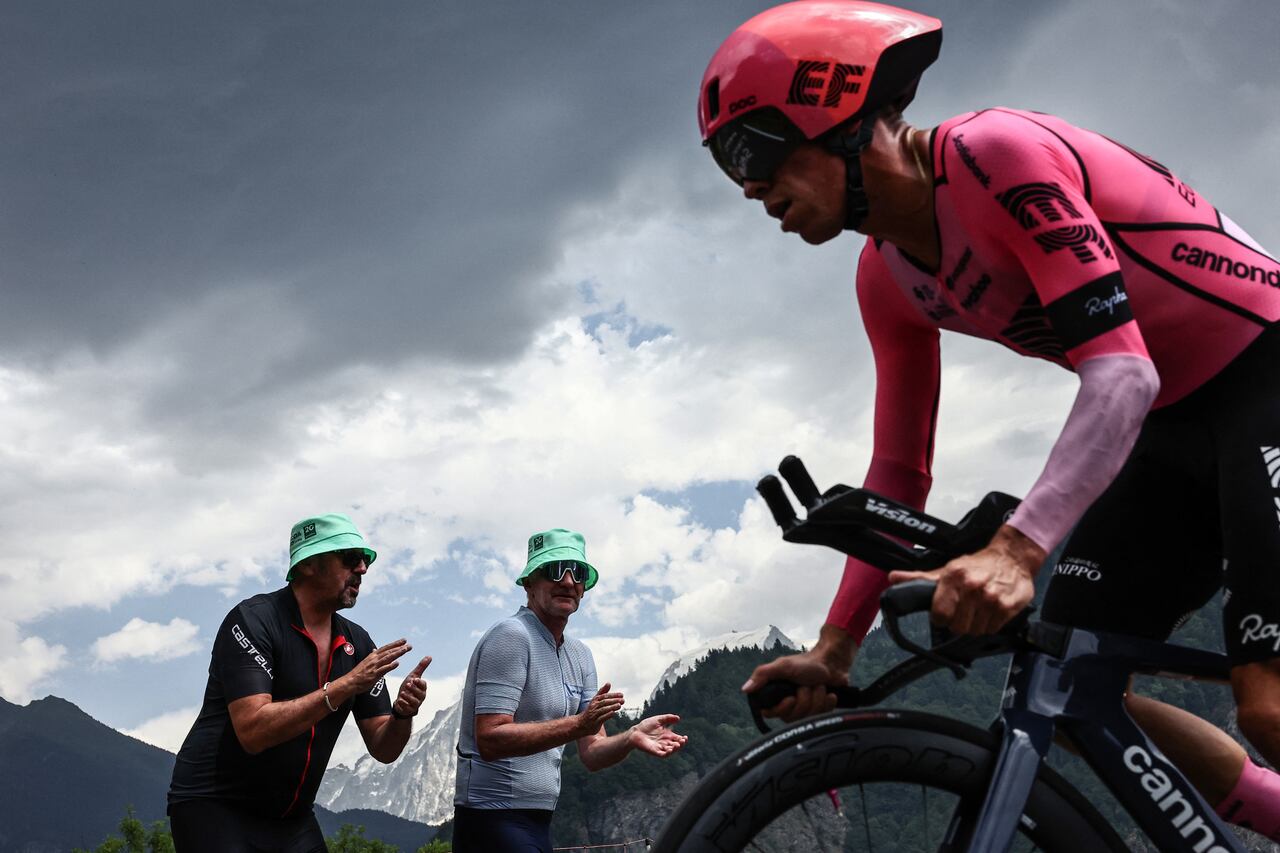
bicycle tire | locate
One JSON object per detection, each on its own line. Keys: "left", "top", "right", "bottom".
{"left": 652, "top": 708, "right": 1127, "bottom": 853}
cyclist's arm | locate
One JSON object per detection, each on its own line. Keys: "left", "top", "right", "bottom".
{"left": 961, "top": 115, "right": 1159, "bottom": 554}
{"left": 826, "top": 243, "right": 942, "bottom": 648}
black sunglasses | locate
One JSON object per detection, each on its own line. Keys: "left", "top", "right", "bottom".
{"left": 335, "top": 549, "right": 369, "bottom": 569}
{"left": 539, "top": 560, "right": 587, "bottom": 585}
{"left": 706, "top": 108, "right": 805, "bottom": 186}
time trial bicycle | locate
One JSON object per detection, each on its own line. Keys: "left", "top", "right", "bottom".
{"left": 652, "top": 455, "right": 1245, "bottom": 853}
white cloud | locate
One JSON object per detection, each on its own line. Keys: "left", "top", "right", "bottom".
{"left": 92, "top": 617, "right": 202, "bottom": 665}
{"left": 124, "top": 705, "right": 200, "bottom": 753}
{"left": 0, "top": 619, "right": 68, "bottom": 704}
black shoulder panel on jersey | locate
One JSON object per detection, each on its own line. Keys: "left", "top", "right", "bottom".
{"left": 1044, "top": 271, "right": 1133, "bottom": 352}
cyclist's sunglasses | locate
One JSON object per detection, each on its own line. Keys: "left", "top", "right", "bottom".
{"left": 706, "top": 108, "right": 805, "bottom": 186}
{"left": 539, "top": 560, "right": 588, "bottom": 585}
{"left": 335, "top": 549, "right": 369, "bottom": 569}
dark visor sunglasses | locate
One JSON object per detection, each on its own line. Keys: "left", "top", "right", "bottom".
{"left": 539, "top": 560, "right": 588, "bottom": 585}
{"left": 336, "top": 549, "right": 369, "bottom": 569}
{"left": 706, "top": 108, "right": 805, "bottom": 186}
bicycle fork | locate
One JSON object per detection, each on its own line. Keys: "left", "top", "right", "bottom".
{"left": 943, "top": 648, "right": 1063, "bottom": 853}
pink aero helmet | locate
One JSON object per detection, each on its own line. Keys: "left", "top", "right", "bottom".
{"left": 698, "top": 0, "right": 941, "bottom": 220}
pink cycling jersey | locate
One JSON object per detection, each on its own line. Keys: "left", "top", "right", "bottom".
{"left": 831, "top": 108, "right": 1280, "bottom": 639}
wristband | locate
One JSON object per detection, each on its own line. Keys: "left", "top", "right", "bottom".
{"left": 322, "top": 681, "right": 339, "bottom": 713}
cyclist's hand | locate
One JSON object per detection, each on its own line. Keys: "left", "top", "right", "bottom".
{"left": 343, "top": 638, "right": 412, "bottom": 694}
{"left": 742, "top": 627, "right": 855, "bottom": 722}
{"left": 576, "top": 682, "right": 625, "bottom": 735}
{"left": 889, "top": 524, "right": 1043, "bottom": 635}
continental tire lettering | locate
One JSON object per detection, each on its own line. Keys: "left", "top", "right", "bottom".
{"left": 231, "top": 623, "right": 274, "bottom": 679}
{"left": 1033, "top": 224, "right": 1113, "bottom": 264}
{"left": 865, "top": 498, "right": 937, "bottom": 534}
{"left": 996, "top": 182, "right": 1083, "bottom": 229}
{"left": 1171, "top": 243, "right": 1280, "bottom": 288}
{"left": 1124, "top": 745, "right": 1230, "bottom": 852}
{"left": 785, "top": 60, "right": 864, "bottom": 109}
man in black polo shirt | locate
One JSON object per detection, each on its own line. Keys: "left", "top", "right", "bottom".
{"left": 168, "top": 513, "right": 432, "bottom": 852}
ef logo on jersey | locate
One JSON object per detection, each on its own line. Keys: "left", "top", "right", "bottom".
{"left": 786, "top": 59, "right": 865, "bottom": 109}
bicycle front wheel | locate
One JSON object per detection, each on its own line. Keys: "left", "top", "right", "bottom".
{"left": 652, "top": 709, "right": 1125, "bottom": 853}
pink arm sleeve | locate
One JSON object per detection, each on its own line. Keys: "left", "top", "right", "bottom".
{"left": 960, "top": 112, "right": 1159, "bottom": 551}
{"left": 1007, "top": 355, "right": 1158, "bottom": 551}
{"left": 828, "top": 244, "right": 940, "bottom": 642}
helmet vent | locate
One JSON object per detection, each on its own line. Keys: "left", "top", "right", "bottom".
{"left": 705, "top": 78, "right": 721, "bottom": 122}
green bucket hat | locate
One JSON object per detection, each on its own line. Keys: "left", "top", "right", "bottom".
{"left": 516, "top": 528, "right": 598, "bottom": 591}
{"left": 287, "top": 513, "right": 377, "bottom": 581}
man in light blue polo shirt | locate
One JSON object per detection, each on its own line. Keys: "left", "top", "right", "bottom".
{"left": 453, "top": 528, "right": 687, "bottom": 852}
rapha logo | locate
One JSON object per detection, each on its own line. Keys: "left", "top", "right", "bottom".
{"left": 1085, "top": 286, "right": 1128, "bottom": 316}
{"left": 1239, "top": 614, "right": 1280, "bottom": 653}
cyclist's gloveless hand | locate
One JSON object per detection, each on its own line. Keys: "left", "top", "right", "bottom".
{"left": 889, "top": 523, "right": 1044, "bottom": 635}
{"left": 741, "top": 625, "right": 855, "bottom": 722}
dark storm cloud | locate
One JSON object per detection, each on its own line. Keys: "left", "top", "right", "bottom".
{"left": 1, "top": 0, "right": 770, "bottom": 369}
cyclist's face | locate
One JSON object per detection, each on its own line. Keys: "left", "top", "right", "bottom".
{"left": 525, "top": 567, "right": 583, "bottom": 621}
{"left": 742, "top": 143, "right": 846, "bottom": 246}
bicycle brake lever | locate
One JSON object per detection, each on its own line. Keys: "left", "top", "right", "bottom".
{"left": 881, "top": 581, "right": 968, "bottom": 679}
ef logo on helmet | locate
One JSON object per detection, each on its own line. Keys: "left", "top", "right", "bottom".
{"left": 786, "top": 59, "right": 866, "bottom": 109}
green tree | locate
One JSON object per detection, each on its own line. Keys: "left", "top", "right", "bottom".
{"left": 415, "top": 840, "right": 452, "bottom": 853}
{"left": 71, "top": 806, "right": 173, "bottom": 853}
{"left": 327, "top": 823, "right": 400, "bottom": 853}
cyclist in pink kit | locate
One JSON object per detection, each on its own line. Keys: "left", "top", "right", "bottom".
{"left": 697, "top": 0, "right": 1280, "bottom": 840}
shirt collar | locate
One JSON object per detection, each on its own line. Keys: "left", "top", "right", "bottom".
{"left": 516, "top": 605, "right": 562, "bottom": 648}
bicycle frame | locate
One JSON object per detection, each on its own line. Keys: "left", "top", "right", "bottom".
{"left": 976, "top": 627, "right": 1240, "bottom": 852}
{"left": 756, "top": 455, "right": 1250, "bottom": 853}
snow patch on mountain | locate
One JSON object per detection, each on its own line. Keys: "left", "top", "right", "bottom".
{"left": 318, "top": 699, "right": 461, "bottom": 825}
{"left": 648, "top": 625, "right": 795, "bottom": 702}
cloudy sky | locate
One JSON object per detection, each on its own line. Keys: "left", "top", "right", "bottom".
{"left": 2, "top": 1, "right": 1277, "bottom": 769}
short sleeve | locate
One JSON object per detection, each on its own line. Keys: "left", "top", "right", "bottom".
{"left": 956, "top": 112, "right": 1151, "bottom": 367}
{"left": 472, "top": 621, "right": 530, "bottom": 716}
{"left": 577, "top": 645, "right": 598, "bottom": 715}
{"left": 212, "top": 605, "right": 276, "bottom": 702}
{"left": 351, "top": 629, "right": 394, "bottom": 720}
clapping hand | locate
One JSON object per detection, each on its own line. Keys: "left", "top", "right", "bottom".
{"left": 576, "top": 682, "right": 625, "bottom": 735}
{"left": 630, "top": 714, "right": 687, "bottom": 757}
{"left": 393, "top": 656, "right": 432, "bottom": 718}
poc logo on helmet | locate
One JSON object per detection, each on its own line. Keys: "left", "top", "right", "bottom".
{"left": 786, "top": 59, "right": 866, "bottom": 108}
{"left": 729, "top": 95, "right": 757, "bottom": 115}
